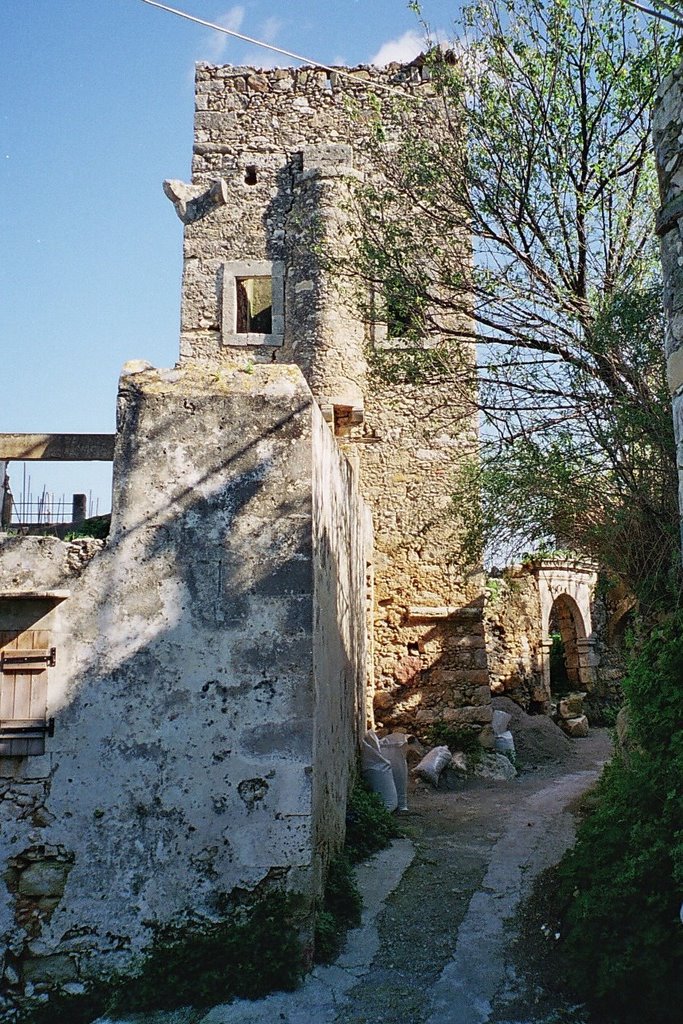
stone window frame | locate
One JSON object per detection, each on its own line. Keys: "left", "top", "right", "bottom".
{"left": 221, "top": 260, "right": 284, "bottom": 348}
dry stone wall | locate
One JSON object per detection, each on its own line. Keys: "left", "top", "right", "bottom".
{"left": 173, "top": 60, "right": 489, "bottom": 734}
{"left": 0, "top": 362, "right": 368, "bottom": 1010}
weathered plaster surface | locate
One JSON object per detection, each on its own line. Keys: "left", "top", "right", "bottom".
{"left": 0, "top": 362, "right": 367, "bottom": 1003}
{"left": 311, "top": 408, "right": 371, "bottom": 876}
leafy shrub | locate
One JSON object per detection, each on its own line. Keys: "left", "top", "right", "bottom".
{"left": 315, "top": 777, "right": 400, "bottom": 963}
{"left": 554, "top": 612, "right": 683, "bottom": 1023}
{"left": 424, "top": 721, "right": 482, "bottom": 762}
{"left": 65, "top": 514, "right": 110, "bottom": 540}
{"left": 314, "top": 853, "right": 362, "bottom": 963}
{"left": 344, "top": 778, "right": 400, "bottom": 864}
{"left": 116, "top": 891, "right": 304, "bottom": 1012}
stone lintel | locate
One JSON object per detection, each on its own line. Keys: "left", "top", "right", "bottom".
{"left": 0, "top": 434, "right": 115, "bottom": 461}
{"left": 408, "top": 605, "right": 481, "bottom": 621}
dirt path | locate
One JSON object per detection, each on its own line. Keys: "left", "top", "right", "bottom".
{"left": 336, "top": 729, "right": 611, "bottom": 1024}
{"left": 101, "top": 729, "right": 611, "bottom": 1024}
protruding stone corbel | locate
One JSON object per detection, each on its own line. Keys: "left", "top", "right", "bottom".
{"left": 163, "top": 178, "right": 228, "bottom": 224}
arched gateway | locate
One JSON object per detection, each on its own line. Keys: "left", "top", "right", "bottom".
{"left": 535, "top": 559, "right": 598, "bottom": 704}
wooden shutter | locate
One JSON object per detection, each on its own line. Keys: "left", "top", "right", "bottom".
{"left": 0, "top": 629, "right": 52, "bottom": 756}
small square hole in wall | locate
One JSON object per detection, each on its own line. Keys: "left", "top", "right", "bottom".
{"left": 236, "top": 277, "right": 272, "bottom": 334}
{"left": 245, "top": 165, "right": 257, "bottom": 185}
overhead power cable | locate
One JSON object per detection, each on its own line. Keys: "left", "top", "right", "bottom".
{"left": 618, "top": 0, "right": 683, "bottom": 28}
{"left": 139, "top": 0, "right": 420, "bottom": 96}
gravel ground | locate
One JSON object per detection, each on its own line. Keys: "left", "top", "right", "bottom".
{"left": 335, "top": 728, "right": 612, "bottom": 1024}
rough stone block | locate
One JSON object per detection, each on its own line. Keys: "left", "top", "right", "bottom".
{"left": 561, "top": 715, "right": 589, "bottom": 738}
{"left": 21, "top": 955, "right": 78, "bottom": 985}
{"left": 558, "top": 693, "right": 586, "bottom": 719}
{"left": 17, "top": 863, "right": 70, "bottom": 898}
{"left": 442, "top": 704, "right": 492, "bottom": 726}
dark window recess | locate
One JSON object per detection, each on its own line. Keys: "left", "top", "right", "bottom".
{"left": 387, "top": 290, "right": 415, "bottom": 338}
{"left": 236, "top": 277, "right": 273, "bottom": 334}
{"left": 244, "top": 166, "right": 257, "bottom": 185}
{"left": 333, "top": 405, "right": 353, "bottom": 437}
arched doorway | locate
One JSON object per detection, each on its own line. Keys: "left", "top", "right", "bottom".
{"left": 548, "top": 593, "right": 586, "bottom": 697}
{"left": 535, "top": 560, "right": 598, "bottom": 711}
{"left": 542, "top": 590, "right": 595, "bottom": 707}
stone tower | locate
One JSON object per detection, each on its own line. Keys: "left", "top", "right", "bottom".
{"left": 168, "top": 60, "right": 491, "bottom": 738}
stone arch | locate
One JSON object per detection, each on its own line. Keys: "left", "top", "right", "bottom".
{"left": 548, "top": 593, "right": 586, "bottom": 694}
{"left": 534, "top": 560, "right": 598, "bottom": 707}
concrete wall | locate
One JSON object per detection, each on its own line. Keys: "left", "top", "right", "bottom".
{"left": 171, "top": 60, "right": 489, "bottom": 734}
{"left": 654, "top": 66, "right": 683, "bottom": 552}
{"left": 0, "top": 362, "right": 367, "bottom": 1003}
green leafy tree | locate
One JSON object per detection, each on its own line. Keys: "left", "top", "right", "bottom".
{"left": 353, "top": 0, "right": 680, "bottom": 605}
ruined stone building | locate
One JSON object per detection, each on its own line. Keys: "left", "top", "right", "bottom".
{"left": 483, "top": 558, "right": 632, "bottom": 724}
{"left": 0, "top": 59, "right": 618, "bottom": 1011}
{"left": 0, "top": 60, "right": 486, "bottom": 1011}
{"left": 169, "top": 60, "right": 489, "bottom": 736}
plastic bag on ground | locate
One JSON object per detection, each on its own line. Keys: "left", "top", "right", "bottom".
{"left": 379, "top": 733, "right": 410, "bottom": 811}
{"left": 492, "top": 709, "right": 512, "bottom": 736}
{"left": 413, "top": 745, "right": 452, "bottom": 787}
{"left": 361, "top": 731, "right": 398, "bottom": 811}
{"left": 494, "top": 730, "right": 515, "bottom": 757}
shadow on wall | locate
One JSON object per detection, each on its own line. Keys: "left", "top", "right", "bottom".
{"left": 0, "top": 367, "right": 364, "bottom": 995}
{"left": 373, "top": 597, "right": 491, "bottom": 740}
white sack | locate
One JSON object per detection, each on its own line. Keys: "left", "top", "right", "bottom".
{"left": 361, "top": 732, "right": 398, "bottom": 811}
{"left": 492, "top": 709, "right": 512, "bottom": 736}
{"left": 494, "top": 730, "right": 515, "bottom": 756}
{"left": 380, "top": 733, "right": 409, "bottom": 811}
{"left": 414, "top": 745, "right": 452, "bottom": 787}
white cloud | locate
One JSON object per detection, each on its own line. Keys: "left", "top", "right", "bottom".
{"left": 370, "top": 27, "right": 449, "bottom": 67}
{"left": 203, "top": 6, "right": 246, "bottom": 62}
{"left": 259, "top": 16, "right": 282, "bottom": 44}
{"left": 370, "top": 29, "right": 425, "bottom": 67}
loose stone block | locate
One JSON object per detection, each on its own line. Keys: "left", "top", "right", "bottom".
{"left": 561, "top": 715, "right": 590, "bottom": 738}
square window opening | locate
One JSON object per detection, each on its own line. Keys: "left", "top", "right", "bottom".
{"left": 236, "top": 277, "right": 273, "bottom": 335}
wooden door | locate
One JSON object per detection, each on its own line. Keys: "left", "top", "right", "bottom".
{"left": 0, "top": 629, "right": 52, "bottom": 756}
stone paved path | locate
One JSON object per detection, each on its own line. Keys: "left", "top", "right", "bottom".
{"left": 98, "top": 730, "right": 611, "bottom": 1024}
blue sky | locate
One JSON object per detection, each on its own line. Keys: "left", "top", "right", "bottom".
{"left": 1, "top": 0, "right": 456, "bottom": 514}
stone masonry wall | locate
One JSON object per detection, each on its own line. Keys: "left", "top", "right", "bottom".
{"left": 0, "top": 362, "right": 367, "bottom": 1007}
{"left": 484, "top": 568, "right": 545, "bottom": 712}
{"left": 655, "top": 65, "right": 683, "bottom": 551}
{"left": 484, "top": 561, "right": 627, "bottom": 719}
{"left": 171, "top": 60, "right": 489, "bottom": 734}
